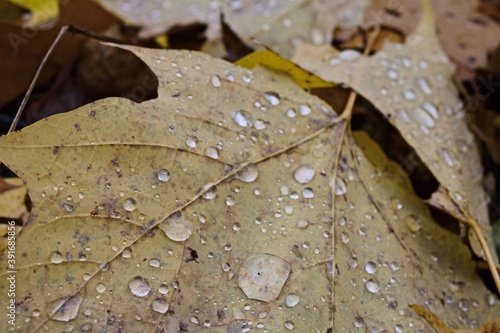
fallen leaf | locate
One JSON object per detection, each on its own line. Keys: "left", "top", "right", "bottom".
{"left": 293, "top": 0, "right": 499, "bottom": 273}
{"left": 1, "top": 42, "right": 499, "bottom": 332}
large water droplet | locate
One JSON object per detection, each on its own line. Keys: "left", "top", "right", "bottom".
{"left": 123, "top": 198, "right": 137, "bottom": 212}
{"left": 161, "top": 213, "right": 193, "bottom": 241}
{"left": 263, "top": 91, "right": 281, "bottom": 106}
{"left": 365, "top": 279, "right": 381, "bottom": 293}
{"left": 48, "top": 293, "right": 84, "bottom": 322}
{"left": 236, "top": 164, "right": 258, "bottom": 183}
{"left": 157, "top": 169, "right": 170, "bottom": 182}
{"left": 293, "top": 165, "right": 315, "bottom": 184}
{"left": 285, "top": 293, "right": 300, "bottom": 308}
{"left": 50, "top": 251, "right": 64, "bottom": 264}
{"left": 96, "top": 283, "right": 106, "bottom": 293}
{"left": 238, "top": 253, "right": 291, "bottom": 302}
{"left": 151, "top": 298, "right": 169, "bottom": 314}
{"left": 129, "top": 276, "right": 151, "bottom": 297}
{"left": 233, "top": 110, "right": 254, "bottom": 128}
{"left": 365, "top": 261, "right": 377, "bottom": 274}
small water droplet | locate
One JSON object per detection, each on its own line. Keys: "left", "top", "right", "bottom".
{"left": 386, "top": 69, "right": 398, "bottom": 79}
{"left": 339, "top": 49, "right": 361, "bottom": 61}
{"left": 226, "top": 195, "right": 235, "bottom": 206}
{"left": 414, "top": 108, "right": 436, "bottom": 128}
{"left": 96, "top": 283, "right": 106, "bottom": 293}
{"left": 284, "top": 320, "right": 295, "bottom": 330}
{"left": 296, "top": 220, "right": 309, "bottom": 228}
{"left": 236, "top": 164, "right": 258, "bottom": 182}
{"left": 157, "top": 169, "right": 170, "bottom": 182}
{"left": 403, "top": 88, "right": 417, "bottom": 100}
{"left": 365, "top": 261, "right": 377, "bottom": 274}
{"left": 285, "top": 293, "right": 299, "bottom": 307}
{"left": 233, "top": 110, "right": 254, "bottom": 128}
{"left": 149, "top": 258, "right": 160, "bottom": 268}
{"left": 123, "top": 198, "right": 137, "bottom": 212}
{"left": 210, "top": 75, "right": 222, "bottom": 87}
{"left": 334, "top": 177, "right": 347, "bottom": 196}
{"left": 395, "top": 109, "right": 410, "bottom": 123}
{"left": 50, "top": 251, "right": 64, "bottom": 264}
{"left": 151, "top": 298, "right": 169, "bottom": 314}
{"left": 365, "top": 279, "right": 381, "bottom": 293}
{"left": 158, "top": 284, "right": 169, "bottom": 295}
{"left": 185, "top": 135, "right": 199, "bottom": 148}
{"left": 122, "top": 247, "right": 132, "bottom": 258}
{"left": 129, "top": 276, "right": 151, "bottom": 297}
{"left": 286, "top": 108, "right": 296, "bottom": 118}
{"left": 294, "top": 165, "right": 315, "bottom": 184}
{"left": 204, "top": 146, "right": 220, "bottom": 159}
{"left": 416, "top": 77, "right": 433, "bottom": 95}
{"left": 298, "top": 104, "right": 311, "bottom": 116}
{"left": 347, "top": 256, "right": 358, "bottom": 268}
{"left": 63, "top": 203, "right": 74, "bottom": 212}
{"left": 263, "top": 91, "right": 280, "bottom": 106}
{"left": 302, "top": 187, "right": 314, "bottom": 198}
{"left": 254, "top": 119, "right": 266, "bottom": 130}
{"left": 438, "top": 148, "right": 454, "bottom": 167}
{"left": 161, "top": 213, "right": 192, "bottom": 242}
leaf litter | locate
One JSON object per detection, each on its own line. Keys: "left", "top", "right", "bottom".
{"left": 0, "top": 0, "right": 499, "bottom": 332}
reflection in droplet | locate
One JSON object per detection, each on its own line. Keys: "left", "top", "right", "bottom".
{"left": 294, "top": 165, "right": 315, "bottom": 184}
{"left": 334, "top": 177, "right": 347, "bottom": 196}
{"left": 123, "top": 198, "right": 137, "bottom": 212}
{"left": 238, "top": 253, "right": 290, "bottom": 303}
{"left": 302, "top": 187, "right": 314, "bottom": 198}
{"left": 129, "top": 276, "right": 151, "bottom": 297}
{"left": 160, "top": 213, "right": 193, "bottom": 242}
{"left": 365, "top": 261, "right": 377, "bottom": 274}
{"left": 298, "top": 104, "right": 311, "bottom": 116}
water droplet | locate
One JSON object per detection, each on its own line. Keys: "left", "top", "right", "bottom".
{"left": 405, "top": 214, "right": 421, "bottom": 232}
{"left": 365, "top": 279, "right": 381, "bottom": 293}
{"left": 340, "top": 232, "right": 350, "bottom": 244}
{"left": 158, "top": 169, "right": 170, "bottom": 182}
{"left": 161, "top": 213, "right": 192, "bottom": 242}
{"left": 149, "top": 258, "right": 160, "bottom": 268}
{"left": 298, "top": 104, "right": 311, "bottom": 116}
{"left": 226, "top": 195, "right": 235, "bottom": 206}
{"left": 302, "top": 187, "right": 314, "bottom": 198}
{"left": 414, "top": 108, "right": 436, "bottom": 128}
{"left": 129, "top": 276, "right": 151, "bottom": 297}
{"left": 210, "top": 75, "right": 222, "bottom": 87}
{"left": 285, "top": 293, "right": 299, "bottom": 307}
{"left": 185, "top": 135, "right": 199, "bottom": 148}
{"left": 365, "top": 261, "right": 377, "bottom": 274}
{"left": 395, "top": 109, "right": 410, "bottom": 123}
{"left": 294, "top": 165, "right": 315, "bottom": 184}
{"left": 50, "top": 251, "right": 64, "bottom": 264}
{"left": 238, "top": 253, "right": 291, "bottom": 302}
{"left": 416, "top": 77, "right": 432, "bottom": 95}
{"left": 347, "top": 256, "right": 358, "bottom": 268}
{"left": 232, "top": 222, "right": 241, "bottom": 231}
{"left": 422, "top": 102, "right": 439, "bottom": 119}
{"left": 354, "top": 317, "right": 364, "bottom": 327}
{"left": 233, "top": 110, "right": 254, "bottom": 128}
{"left": 122, "top": 247, "right": 132, "bottom": 259}
{"left": 96, "top": 283, "right": 106, "bottom": 293}
{"left": 123, "top": 198, "right": 137, "bottom": 212}
{"left": 296, "top": 220, "right": 309, "bottom": 228}
{"left": 254, "top": 119, "right": 266, "bottom": 130}
{"left": 236, "top": 164, "right": 258, "bottom": 182}
{"left": 48, "top": 293, "right": 84, "bottom": 322}
{"left": 158, "top": 284, "right": 169, "bottom": 295}
{"left": 386, "top": 69, "right": 398, "bottom": 79}
{"left": 339, "top": 49, "right": 361, "bottom": 61}
{"left": 63, "top": 203, "right": 74, "bottom": 212}
{"left": 284, "top": 320, "right": 295, "bottom": 330}
{"left": 151, "top": 298, "right": 169, "bottom": 314}
{"left": 286, "top": 108, "right": 296, "bottom": 118}
{"left": 263, "top": 91, "right": 280, "bottom": 106}
{"left": 204, "top": 146, "right": 220, "bottom": 159}
{"left": 402, "top": 88, "right": 417, "bottom": 100}
{"left": 334, "top": 177, "right": 347, "bottom": 196}
{"left": 438, "top": 148, "right": 454, "bottom": 167}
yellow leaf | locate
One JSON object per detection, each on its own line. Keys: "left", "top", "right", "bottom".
{"left": 236, "top": 50, "right": 334, "bottom": 89}
{"left": 7, "top": 0, "right": 58, "bottom": 26}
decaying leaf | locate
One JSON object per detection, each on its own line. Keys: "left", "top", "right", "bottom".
{"left": 293, "top": 0, "right": 498, "bottom": 270}
{"left": 0, "top": 39, "right": 499, "bottom": 332}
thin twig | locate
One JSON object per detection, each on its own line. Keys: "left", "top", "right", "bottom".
{"left": 8, "top": 25, "right": 69, "bottom": 134}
